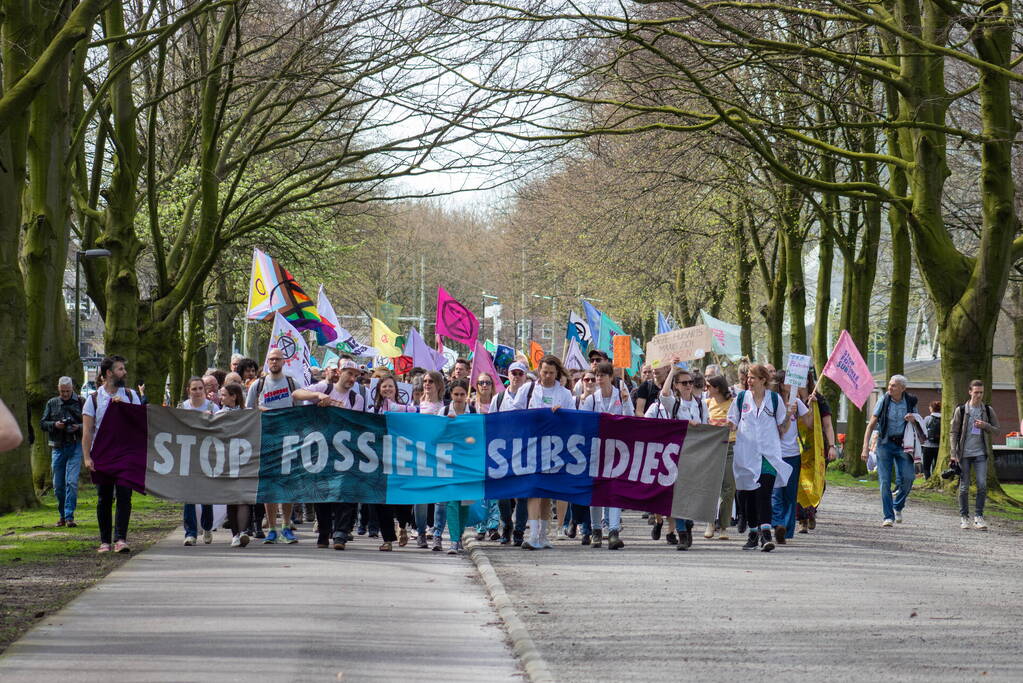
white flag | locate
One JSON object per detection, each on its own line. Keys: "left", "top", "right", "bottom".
{"left": 316, "top": 285, "right": 341, "bottom": 348}
{"left": 441, "top": 345, "right": 459, "bottom": 373}
{"left": 569, "top": 310, "right": 592, "bottom": 344}
{"left": 565, "top": 338, "right": 589, "bottom": 371}
{"left": 265, "top": 313, "right": 312, "bottom": 385}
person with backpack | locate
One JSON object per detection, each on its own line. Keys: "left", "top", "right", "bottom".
{"left": 413, "top": 370, "right": 449, "bottom": 550}
{"left": 644, "top": 360, "right": 705, "bottom": 548}
{"left": 82, "top": 355, "right": 143, "bottom": 554}
{"left": 860, "top": 375, "right": 919, "bottom": 527}
{"left": 769, "top": 371, "right": 812, "bottom": 545}
{"left": 440, "top": 379, "right": 476, "bottom": 554}
{"left": 921, "top": 400, "right": 942, "bottom": 479}
{"left": 178, "top": 377, "right": 216, "bottom": 546}
{"left": 491, "top": 361, "right": 531, "bottom": 545}
{"left": 727, "top": 363, "right": 793, "bottom": 552}
{"left": 245, "top": 348, "right": 324, "bottom": 545}
{"left": 580, "top": 361, "right": 635, "bottom": 550}
{"left": 950, "top": 380, "right": 1000, "bottom": 531}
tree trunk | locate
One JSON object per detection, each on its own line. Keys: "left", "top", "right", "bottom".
{"left": 214, "top": 279, "right": 235, "bottom": 369}
{"left": 22, "top": 19, "right": 80, "bottom": 492}
{"left": 735, "top": 221, "right": 754, "bottom": 358}
{"left": 1013, "top": 281, "right": 1023, "bottom": 430}
{"left": 886, "top": 168, "right": 911, "bottom": 377}
{"left": 781, "top": 193, "right": 807, "bottom": 356}
{"left": 764, "top": 235, "right": 786, "bottom": 368}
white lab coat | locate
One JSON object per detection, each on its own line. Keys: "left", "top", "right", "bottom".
{"left": 578, "top": 385, "right": 634, "bottom": 416}
{"left": 645, "top": 393, "right": 704, "bottom": 423}
{"left": 727, "top": 390, "right": 792, "bottom": 491}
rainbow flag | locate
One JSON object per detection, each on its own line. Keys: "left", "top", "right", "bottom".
{"left": 245, "top": 248, "right": 337, "bottom": 345}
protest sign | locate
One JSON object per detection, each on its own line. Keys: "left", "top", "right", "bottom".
{"left": 645, "top": 325, "right": 713, "bottom": 368}
{"left": 785, "top": 352, "right": 812, "bottom": 401}
{"left": 613, "top": 335, "right": 632, "bottom": 369}
{"left": 92, "top": 402, "right": 728, "bottom": 521}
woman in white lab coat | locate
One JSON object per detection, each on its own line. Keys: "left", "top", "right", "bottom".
{"left": 727, "top": 364, "right": 794, "bottom": 552}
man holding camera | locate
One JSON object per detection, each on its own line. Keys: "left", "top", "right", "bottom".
{"left": 40, "top": 377, "right": 84, "bottom": 527}
{"left": 950, "top": 380, "right": 999, "bottom": 531}
{"left": 861, "top": 375, "right": 918, "bottom": 527}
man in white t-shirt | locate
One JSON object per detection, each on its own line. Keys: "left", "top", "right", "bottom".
{"left": 82, "top": 355, "right": 142, "bottom": 554}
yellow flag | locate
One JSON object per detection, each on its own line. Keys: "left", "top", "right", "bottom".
{"left": 371, "top": 317, "right": 402, "bottom": 358}
{"left": 797, "top": 402, "right": 826, "bottom": 508}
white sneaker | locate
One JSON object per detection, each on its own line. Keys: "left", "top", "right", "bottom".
{"left": 230, "top": 535, "right": 242, "bottom": 547}
{"left": 202, "top": 530, "right": 213, "bottom": 544}
{"left": 881, "top": 519, "right": 894, "bottom": 528}
{"left": 974, "top": 516, "right": 988, "bottom": 530}
{"left": 894, "top": 510, "right": 903, "bottom": 523}
{"left": 238, "top": 533, "right": 250, "bottom": 547}
{"left": 183, "top": 536, "right": 196, "bottom": 546}
{"left": 960, "top": 516, "right": 970, "bottom": 530}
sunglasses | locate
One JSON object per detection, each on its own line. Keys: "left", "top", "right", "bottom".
{"left": 583, "top": 378, "right": 595, "bottom": 383}
{"left": 677, "top": 379, "right": 694, "bottom": 385}
{"left": 477, "top": 380, "right": 493, "bottom": 386}
{"left": 510, "top": 371, "right": 525, "bottom": 376}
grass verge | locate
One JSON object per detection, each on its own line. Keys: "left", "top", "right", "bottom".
{"left": 826, "top": 469, "right": 1023, "bottom": 522}
{"left": 0, "top": 484, "right": 178, "bottom": 654}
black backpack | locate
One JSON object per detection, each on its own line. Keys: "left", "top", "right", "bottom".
{"left": 925, "top": 414, "right": 941, "bottom": 443}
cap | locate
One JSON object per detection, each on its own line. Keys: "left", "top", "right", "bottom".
{"left": 339, "top": 359, "right": 359, "bottom": 371}
{"left": 508, "top": 361, "right": 529, "bottom": 374}
{"left": 587, "top": 349, "right": 608, "bottom": 360}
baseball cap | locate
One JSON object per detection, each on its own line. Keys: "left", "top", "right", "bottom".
{"left": 588, "top": 349, "right": 608, "bottom": 360}
{"left": 339, "top": 360, "right": 359, "bottom": 371}
{"left": 508, "top": 361, "right": 529, "bottom": 374}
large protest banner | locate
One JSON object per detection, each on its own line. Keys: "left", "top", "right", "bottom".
{"left": 92, "top": 403, "right": 729, "bottom": 521}
{"left": 645, "top": 325, "right": 714, "bottom": 368}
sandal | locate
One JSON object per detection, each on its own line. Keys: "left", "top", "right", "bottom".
{"left": 379, "top": 542, "right": 393, "bottom": 551}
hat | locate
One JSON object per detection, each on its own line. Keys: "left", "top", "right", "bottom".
{"left": 587, "top": 349, "right": 608, "bottom": 360}
{"left": 339, "top": 359, "right": 359, "bottom": 371}
{"left": 508, "top": 361, "right": 529, "bottom": 374}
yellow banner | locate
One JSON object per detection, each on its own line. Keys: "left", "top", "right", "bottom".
{"left": 797, "top": 402, "right": 825, "bottom": 508}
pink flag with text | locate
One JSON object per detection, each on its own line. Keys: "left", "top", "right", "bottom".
{"left": 435, "top": 286, "right": 480, "bottom": 347}
{"left": 821, "top": 330, "right": 874, "bottom": 409}
{"left": 471, "top": 340, "right": 506, "bottom": 393}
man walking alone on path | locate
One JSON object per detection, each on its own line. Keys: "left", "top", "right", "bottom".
{"left": 950, "top": 380, "right": 999, "bottom": 531}
{"left": 860, "top": 375, "right": 918, "bottom": 527}
{"left": 41, "top": 377, "right": 84, "bottom": 527}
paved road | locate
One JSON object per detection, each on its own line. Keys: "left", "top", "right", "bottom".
{"left": 0, "top": 530, "right": 519, "bottom": 682}
{"left": 481, "top": 485, "right": 1023, "bottom": 682}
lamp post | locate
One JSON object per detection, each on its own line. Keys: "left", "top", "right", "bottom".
{"left": 75, "top": 248, "right": 111, "bottom": 357}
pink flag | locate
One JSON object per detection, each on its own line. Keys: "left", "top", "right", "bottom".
{"left": 436, "top": 286, "right": 480, "bottom": 347}
{"left": 471, "top": 339, "right": 505, "bottom": 393}
{"left": 821, "top": 330, "right": 874, "bottom": 409}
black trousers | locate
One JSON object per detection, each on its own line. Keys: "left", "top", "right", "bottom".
{"left": 374, "top": 504, "right": 414, "bottom": 542}
{"left": 499, "top": 498, "right": 529, "bottom": 534}
{"left": 735, "top": 472, "right": 776, "bottom": 529}
{"left": 227, "top": 504, "right": 250, "bottom": 536}
{"left": 97, "top": 483, "right": 132, "bottom": 544}
{"left": 249, "top": 504, "right": 264, "bottom": 532}
{"left": 315, "top": 502, "right": 357, "bottom": 544}
{"left": 921, "top": 446, "right": 939, "bottom": 479}
{"left": 357, "top": 503, "right": 379, "bottom": 532}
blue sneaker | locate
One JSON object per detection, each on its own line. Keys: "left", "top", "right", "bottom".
{"left": 281, "top": 528, "right": 298, "bottom": 544}
{"left": 263, "top": 529, "right": 278, "bottom": 544}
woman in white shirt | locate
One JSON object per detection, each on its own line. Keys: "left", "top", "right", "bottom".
{"left": 217, "top": 383, "right": 250, "bottom": 548}
{"left": 727, "top": 364, "right": 795, "bottom": 552}
{"left": 645, "top": 361, "right": 703, "bottom": 550}
{"left": 179, "top": 377, "right": 215, "bottom": 546}
{"left": 769, "top": 371, "right": 812, "bottom": 545}
{"left": 414, "top": 371, "right": 448, "bottom": 550}
{"left": 512, "top": 355, "right": 575, "bottom": 550}
{"left": 369, "top": 374, "right": 416, "bottom": 550}
{"left": 471, "top": 373, "right": 504, "bottom": 542}
{"left": 580, "top": 361, "right": 633, "bottom": 550}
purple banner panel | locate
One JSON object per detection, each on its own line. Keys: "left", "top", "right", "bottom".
{"left": 90, "top": 402, "right": 149, "bottom": 493}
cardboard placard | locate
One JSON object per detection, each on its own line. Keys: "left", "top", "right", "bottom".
{"left": 612, "top": 335, "right": 632, "bottom": 369}
{"left": 645, "top": 326, "right": 713, "bottom": 368}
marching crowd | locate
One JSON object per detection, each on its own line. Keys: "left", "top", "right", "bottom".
{"left": 35, "top": 344, "right": 998, "bottom": 556}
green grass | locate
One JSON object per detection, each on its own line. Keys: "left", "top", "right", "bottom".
{"left": 0, "top": 485, "right": 177, "bottom": 565}
{"left": 826, "top": 469, "right": 1023, "bottom": 522}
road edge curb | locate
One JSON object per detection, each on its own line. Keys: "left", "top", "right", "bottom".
{"left": 465, "top": 538, "right": 556, "bottom": 683}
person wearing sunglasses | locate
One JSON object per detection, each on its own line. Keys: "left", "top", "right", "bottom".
{"left": 643, "top": 357, "right": 704, "bottom": 549}
{"left": 413, "top": 370, "right": 448, "bottom": 550}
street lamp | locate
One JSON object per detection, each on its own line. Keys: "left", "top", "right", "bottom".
{"left": 75, "top": 249, "right": 111, "bottom": 357}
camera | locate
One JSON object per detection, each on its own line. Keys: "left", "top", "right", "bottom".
{"left": 940, "top": 461, "right": 962, "bottom": 480}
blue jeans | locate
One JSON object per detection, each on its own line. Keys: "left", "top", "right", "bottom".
{"left": 570, "top": 504, "right": 591, "bottom": 535}
{"left": 183, "top": 505, "right": 213, "bottom": 538}
{"left": 590, "top": 506, "right": 621, "bottom": 532}
{"left": 415, "top": 503, "right": 447, "bottom": 541}
{"left": 958, "top": 457, "right": 987, "bottom": 517}
{"left": 51, "top": 443, "right": 82, "bottom": 521}
{"left": 771, "top": 455, "right": 802, "bottom": 538}
{"left": 876, "top": 440, "right": 915, "bottom": 520}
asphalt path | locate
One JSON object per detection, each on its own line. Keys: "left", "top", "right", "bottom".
{"left": 0, "top": 530, "right": 519, "bottom": 682}
{"left": 479, "top": 485, "right": 1023, "bottom": 682}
